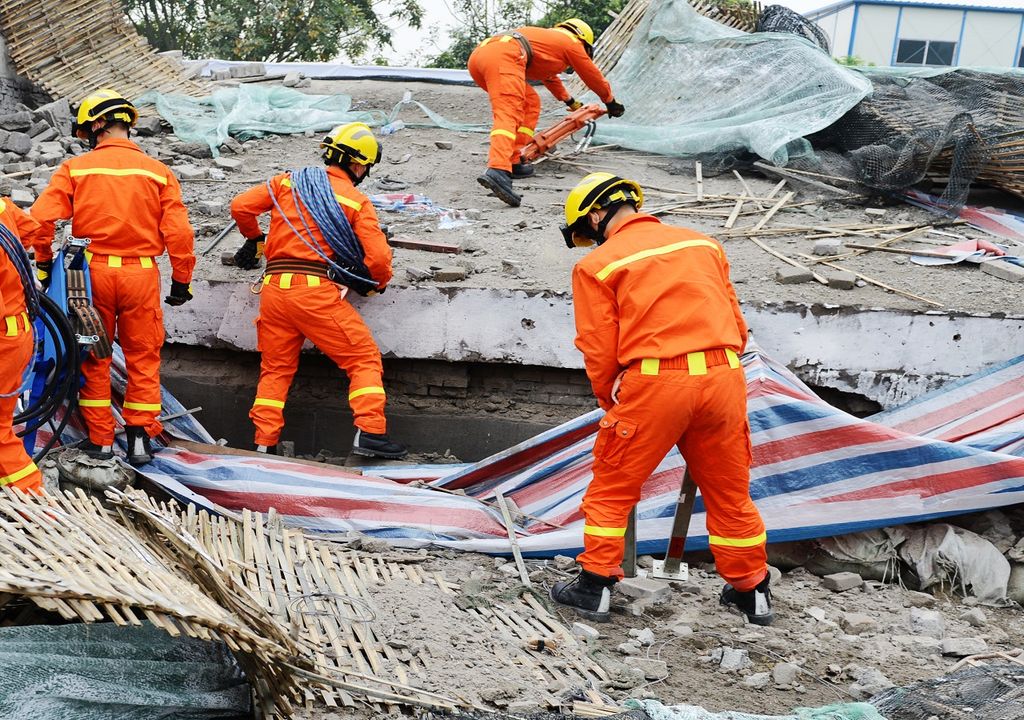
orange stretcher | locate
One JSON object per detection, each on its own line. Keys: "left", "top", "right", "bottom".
{"left": 519, "top": 104, "right": 607, "bottom": 164}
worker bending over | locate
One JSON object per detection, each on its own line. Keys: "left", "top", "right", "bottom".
{"left": 469, "top": 19, "right": 624, "bottom": 207}
{"left": 0, "top": 198, "right": 43, "bottom": 493}
{"left": 31, "top": 89, "right": 195, "bottom": 466}
{"left": 230, "top": 123, "right": 406, "bottom": 459}
{"left": 550, "top": 173, "right": 773, "bottom": 625}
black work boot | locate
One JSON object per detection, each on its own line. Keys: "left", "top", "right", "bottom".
{"left": 255, "top": 444, "right": 278, "bottom": 455}
{"left": 125, "top": 426, "right": 154, "bottom": 466}
{"left": 550, "top": 569, "right": 616, "bottom": 623}
{"left": 477, "top": 168, "right": 521, "bottom": 207}
{"left": 352, "top": 430, "right": 408, "bottom": 459}
{"left": 720, "top": 573, "right": 774, "bottom": 626}
{"left": 80, "top": 441, "right": 114, "bottom": 461}
{"left": 511, "top": 163, "right": 535, "bottom": 179}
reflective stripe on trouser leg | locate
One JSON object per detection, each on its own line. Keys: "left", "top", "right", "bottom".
{"left": 467, "top": 40, "right": 528, "bottom": 173}
{"left": 0, "top": 331, "right": 42, "bottom": 494}
{"left": 114, "top": 263, "right": 165, "bottom": 437}
{"left": 513, "top": 84, "right": 542, "bottom": 165}
{"left": 677, "top": 366, "right": 767, "bottom": 592}
{"left": 250, "top": 284, "right": 306, "bottom": 447}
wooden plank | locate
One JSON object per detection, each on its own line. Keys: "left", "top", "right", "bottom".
{"left": 750, "top": 236, "right": 828, "bottom": 285}
{"left": 495, "top": 492, "right": 531, "bottom": 587}
{"left": 749, "top": 191, "right": 795, "bottom": 233}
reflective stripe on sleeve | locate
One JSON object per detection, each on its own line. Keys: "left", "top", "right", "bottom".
{"left": 78, "top": 398, "right": 111, "bottom": 408}
{"left": 253, "top": 397, "right": 285, "bottom": 409}
{"left": 708, "top": 531, "right": 767, "bottom": 548}
{"left": 584, "top": 524, "right": 628, "bottom": 538}
{"left": 281, "top": 177, "right": 362, "bottom": 210}
{"left": 348, "top": 386, "right": 386, "bottom": 401}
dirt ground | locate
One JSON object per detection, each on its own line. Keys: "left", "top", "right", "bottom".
{"left": 154, "top": 79, "right": 1024, "bottom": 317}
{"left": 291, "top": 544, "right": 1024, "bottom": 719}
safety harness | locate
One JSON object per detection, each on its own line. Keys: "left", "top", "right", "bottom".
{"left": 481, "top": 31, "right": 534, "bottom": 67}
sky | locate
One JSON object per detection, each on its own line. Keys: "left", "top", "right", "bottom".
{"left": 379, "top": 0, "right": 829, "bottom": 63}
{"left": 379, "top": 0, "right": 1024, "bottom": 63}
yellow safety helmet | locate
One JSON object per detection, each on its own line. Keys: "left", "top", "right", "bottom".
{"left": 556, "top": 18, "right": 596, "bottom": 51}
{"left": 561, "top": 172, "right": 643, "bottom": 248}
{"left": 72, "top": 88, "right": 138, "bottom": 140}
{"left": 320, "top": 122, "right": 382, "bottom": 168}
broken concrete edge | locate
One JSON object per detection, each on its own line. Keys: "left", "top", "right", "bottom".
{"left": 166, "top": 278, "right": 1024, "bottom": 409}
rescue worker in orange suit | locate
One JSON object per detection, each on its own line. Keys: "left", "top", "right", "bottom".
{"left": 550, "top": 173, "right": 773, "bottom": 626}
{"left": 0, "top": 198, "right": 44, "bottom": 493}
{"left": 469, "top": 18, "right": 624, "bottom": 207}
{"left": 31, "top": 89, "right": 196, "bottom": 466}
{"left": 229, "top": 123, "right": 406, "bottom": 459}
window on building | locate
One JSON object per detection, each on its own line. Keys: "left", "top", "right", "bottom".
{"left": 896, "top": 39, "right": 956, "bottom": 66}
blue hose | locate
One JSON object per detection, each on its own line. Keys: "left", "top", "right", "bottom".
{"left": 0, "top": 222, "right": 38, "bottom": 319}
{"left": 269, "top": 167, "right": 378, "bottom": 296}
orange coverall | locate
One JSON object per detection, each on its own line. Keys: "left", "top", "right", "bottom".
{"left": 468, "top": 26, "right": 614, "bottom": 172}
{"left": 0, "top": 199, "right": 43, "bottom": 493}
{"left": 230, "top": 166, "right": 394, "bottom": 447}
{"left": 31, "top": 138, "right": 195, "bottom": 446}
{"left": 572, "top": 213, "right": 767, "bottom": 591}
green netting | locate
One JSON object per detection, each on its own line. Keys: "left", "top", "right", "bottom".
{"left": 586, "top": 0, "right": 872, "bottom": 166}
{"left": 0, "top": 622, "right": 250, "bottom": 719}
{"left": 630, "top": 699, "right": 887, "bottom": 720}
{"left": 138, "top": 85, "right": 486, "bottom": 156}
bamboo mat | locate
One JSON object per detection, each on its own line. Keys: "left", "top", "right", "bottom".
{"left": 0, "top": 487, "right": 610, "bottom": 716}
{"left": 0, "top": 0, "right": 205, "bottom": 102}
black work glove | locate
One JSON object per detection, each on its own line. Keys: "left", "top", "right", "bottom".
{"left": 164, "top": 280, "right": 193, "bottom": 306}
{"left": 381, "top": 224, "right": 393, "bottom": 240}
{"left": 565, "top": 97, "right": 583, "bottom": 111}
{"left": 233, "top": 235, "right": 265, "bottom": 270}
{"left": 605, "top": 99, "right": 625, "bottom": 118}
{"left": 36, "top": 260, "right": 53, "bottom": 290}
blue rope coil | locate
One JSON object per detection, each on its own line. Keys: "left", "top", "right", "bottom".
{"left": 269, "top": 167, "right": 378, "bottom": 296}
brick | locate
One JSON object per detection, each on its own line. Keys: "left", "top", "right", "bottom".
{"left": 134, "top": 116, "right": 164, "bottom": 136}
{"left": 826, "top": 270, "right": 857, "bottom": 290}
{"left": 194, "top": 199, "right": 226, "bottom": 216}
{"left": 432, "top": 266, "right": 467, "bottom": 282}
{"left": 9, "top": 187, "right": 34, "bottom": 206}
{"left": 211, "top": 69, "right": 231, "bottom": 81}
{"left": 617, "top": 576, "right": 670, "bottom": 602}
{"left": 840, "top": 612, "right": 879, "bottom": 635}
{"left": 1, "top": 131, "right": 32, "bottom": 155}
{"left": 981, "top": 258, "right": 1024, "bottom": 283}
{"left": 282, "top": 72, "right": 303, "bottom": 88}
{"left": 571, "top": 622, "right": 599, "bottom": 640}
{"left": 229, "top": 62, "right": 266, "bottom": 78}
{"left": 29, "top": 126, "right": 57, "bottom": 144}
{"left": 388, "top": 235, "right": 460, "bottom": 254}
{"left": 172, "top": 165, "right": 208, "bottom": 180}
{"left": 822, "top": 571, "right": 862, "bottom": 592}
{"left": 941, "top": 637, "right": 987, "bottom": 657}
{"left": 3, "top": 161, "right": 33, "bottom": 173}
{"left": 772, "top": 662, "right": 800, "bottom": 685}
{"left": 34, "top": 98, "right": 72, "bottom": 132}
{"left": 36, "top": 141, "right": 63, "bottom": 155}
{"left": 776, "top": 266, "right": 813, "bottom": 284}
{"left": 813, "top": 238, "right": 843, "bottom": 256}
{"left": 214, "top": 156, "right": 243, "bottom": 171}
{"left": 0, "top": 111, "right": 32, "bottom": 131}
{"left": 909, "top": 608, "right": 945, "bottom": 639}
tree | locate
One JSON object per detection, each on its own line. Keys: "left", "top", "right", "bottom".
{"left": 426, "top": 0, "right": 533, "bottom": 69}
{"left": 124, "top": 0, "right": 422, "bottom": 62}
{"left": 534, "top": 0, "right": 625, "bottom": 41}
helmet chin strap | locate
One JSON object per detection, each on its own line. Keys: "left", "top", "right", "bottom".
{"left": 593, "top": 203, "right": 626, "bottom": 245}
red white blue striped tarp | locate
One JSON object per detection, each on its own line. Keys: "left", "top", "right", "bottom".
{"left": 136, "top": 349, "right": 1024, "bottom": 558}
{"left": 871, "top": 354, "right": 1024, "bottom": 458}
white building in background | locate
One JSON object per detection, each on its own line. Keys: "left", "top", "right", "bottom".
{"left": 807, "top": 0, "right": 1024, "bottom": 67}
